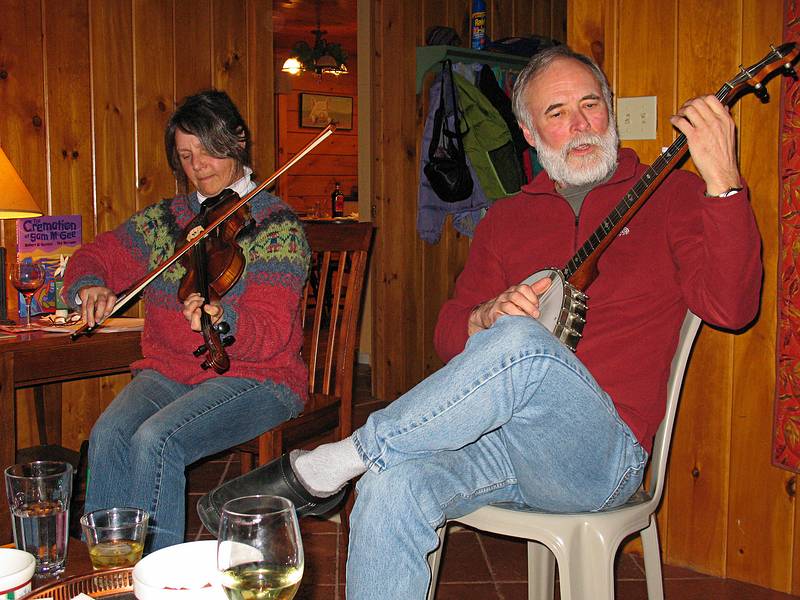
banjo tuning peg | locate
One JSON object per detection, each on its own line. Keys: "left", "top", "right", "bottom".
{"left": 753, "top": 84, "right": 769, "bottom": 103}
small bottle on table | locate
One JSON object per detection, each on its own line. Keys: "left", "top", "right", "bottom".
{"left": 331, "top": 182, "right": 344, "bottom": 218}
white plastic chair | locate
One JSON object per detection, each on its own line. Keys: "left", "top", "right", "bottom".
{"left": 426, "top": 311, "right": 702, "bottom": 600}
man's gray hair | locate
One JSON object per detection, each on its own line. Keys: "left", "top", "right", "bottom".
{"left": 511, "top": 45, "right": 614, "bottom": 134}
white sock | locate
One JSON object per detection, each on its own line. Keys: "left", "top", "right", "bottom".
{"left": 291, "top": 436, "right": 367, "bottom": 497}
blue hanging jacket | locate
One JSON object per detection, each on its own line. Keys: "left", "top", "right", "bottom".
{"left": 417, "top": 71, "right": 489, "bottom": 244}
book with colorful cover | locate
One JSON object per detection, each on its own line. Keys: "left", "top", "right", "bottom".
{"left": 15, "top": 215, "right": 82, "bottom": 318}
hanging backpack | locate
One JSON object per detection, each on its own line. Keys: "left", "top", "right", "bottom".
{"left": 423, "top": 60, "right": 474, "bottom": 203}
{"left": 453, "top": 72, "right": 525, "bottom": 199}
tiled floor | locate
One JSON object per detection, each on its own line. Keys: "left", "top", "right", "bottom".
{"left": 184, "top": 366, "right": 800, "bottom": 600}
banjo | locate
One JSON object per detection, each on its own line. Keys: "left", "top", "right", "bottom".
{"left": 522, "top": 42, "right": 799, "bottom": 352}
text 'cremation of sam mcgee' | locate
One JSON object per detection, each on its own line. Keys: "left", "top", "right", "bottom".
{"left": 20, "top": 220, "right": 79, "bottom": 243}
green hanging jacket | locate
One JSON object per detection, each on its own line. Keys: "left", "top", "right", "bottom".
{"left": 453, "top": 72, "right": 525, "bottom": 200}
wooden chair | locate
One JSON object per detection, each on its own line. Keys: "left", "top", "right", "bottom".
{"left": 238, "top": 221, "right": 373, "bottom": 472}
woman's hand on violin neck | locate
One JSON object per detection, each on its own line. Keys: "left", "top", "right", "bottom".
{"left": 182, "top": 292, "right": 224, "bottom": 332}
{"left": 78, "top": 286, "right": 117, "bottom": 328}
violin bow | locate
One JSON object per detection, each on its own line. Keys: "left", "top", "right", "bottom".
{"left": 70, "top": 123, "right": 337, "bottom": 340}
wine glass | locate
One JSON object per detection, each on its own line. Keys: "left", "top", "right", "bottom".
{"left": 11, "top": 261, "right": 46, "bottom": 328}
{"left": 217, "top": 495, "right": 304, "bottom": 600}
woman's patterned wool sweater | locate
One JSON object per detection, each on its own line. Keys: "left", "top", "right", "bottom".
{"left": 64, "top": 189, "right": 310, "bottom": 404}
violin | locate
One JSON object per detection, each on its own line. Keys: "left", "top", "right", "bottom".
{"left": 69, "top": 124, "right": 337, "bottom": 363}
{"left": 178, "top": 188, "right": 251, "bottom": 374}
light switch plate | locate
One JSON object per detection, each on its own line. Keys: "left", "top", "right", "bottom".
{"left": 616, "top": 96, "right": 657, "bottom": 140}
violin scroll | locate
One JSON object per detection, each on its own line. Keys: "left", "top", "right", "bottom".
{"left": 192, "top": 322, "right": 235, "bottom": 361}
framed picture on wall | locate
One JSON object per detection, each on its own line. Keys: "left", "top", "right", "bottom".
{"left": 299, "top": 93, "right": 353, "bottom": 130}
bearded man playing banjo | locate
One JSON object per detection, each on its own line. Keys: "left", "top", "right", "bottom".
{"left": 199, "top": 45, "right": 762, "bottom": 598}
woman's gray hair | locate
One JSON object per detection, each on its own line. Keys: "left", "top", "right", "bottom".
{"left": 511, "top": 45, "right": 614, "bottom": 134}
{"left": 165, "top": 89, "right": 251, "bottom": 193}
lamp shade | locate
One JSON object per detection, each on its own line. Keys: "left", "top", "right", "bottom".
{"left": 0, "top": 148, "right": 42, "bottom": 218}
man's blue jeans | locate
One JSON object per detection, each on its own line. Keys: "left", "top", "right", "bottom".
{"left": 348, "top": 316, "right": 648, "bottom": 598}
{"left": 84, "top": 370, "right": 300, "bottom": 551}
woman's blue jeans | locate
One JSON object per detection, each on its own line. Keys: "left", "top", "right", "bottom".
{"left": 348, "top": 316, "right": 648, "bottom": 598}
{"left": 84, "top": 370, "right": 300, "bottom": 551}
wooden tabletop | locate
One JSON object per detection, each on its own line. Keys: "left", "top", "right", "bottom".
{"left": 25, "top": 539, "right": 136, "bottom": 598}
{"left": 56, "top": 536, "right": 94, "bottom": 579}
{"left": 0, "top": 328, "right": 142, "bottom": 387}
{"left": 2, "top": 537, "right": 94, "bottom": 588}
{"left": 1, "top": 329, "right": 143, "bottom": 545}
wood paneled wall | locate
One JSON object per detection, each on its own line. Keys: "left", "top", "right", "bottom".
{"left": 369, "top": 0, "right": 797, "bottom": 593}
{"left": 0, "top": 0, "right": 275, "bottom": 450}
{"left": 369, "top": 0, "right": 565, "bottom": 401}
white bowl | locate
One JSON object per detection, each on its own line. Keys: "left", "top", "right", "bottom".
{"left": 0, "top": 548, "right": 36, "bottom": 599}
{"left": 132, "top": 541, "right": 227, "bottom": 600}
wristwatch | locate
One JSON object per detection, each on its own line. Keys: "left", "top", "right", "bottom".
{"left": 704, "top": 187, "right": 743, "bottom": 198}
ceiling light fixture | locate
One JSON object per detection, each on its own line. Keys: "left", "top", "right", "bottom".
{"left": 281, "top": 0, "right": 348, "bottom": 77}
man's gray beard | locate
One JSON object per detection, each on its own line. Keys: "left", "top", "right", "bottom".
{"left": 532, "top": 124, "right": 620, "bottom": 188}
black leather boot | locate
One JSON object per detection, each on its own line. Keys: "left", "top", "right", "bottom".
{"left": 197, "top": 453, "right": 346, "bottom": 535}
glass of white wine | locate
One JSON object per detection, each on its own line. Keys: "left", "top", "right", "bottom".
{"left": 217, "top": 495, "right": 304, "bottom": 600}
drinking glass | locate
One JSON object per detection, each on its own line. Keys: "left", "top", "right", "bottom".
{"left": 10, "top": 261, "right": 46, "bottom": 328}
{"left": 4, "top": 461, "right": 73, "bottom": 576}
{"left": 217, "top": 495, "right": 304, "bottom": 600}
{"left": 80, "top": 507, "right": 149, "bottom": 569}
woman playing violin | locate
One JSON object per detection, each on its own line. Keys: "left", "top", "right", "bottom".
{"left": 63, "top": 90, "right": 310, "bottom": 551}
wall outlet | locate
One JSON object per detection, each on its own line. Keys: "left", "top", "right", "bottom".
{"left": 616, "top": 96, "right": 657, "bottom": 140}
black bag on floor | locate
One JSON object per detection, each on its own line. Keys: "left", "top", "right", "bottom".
{"left": 424, "top": 60, "right": 473, "bottom": 203}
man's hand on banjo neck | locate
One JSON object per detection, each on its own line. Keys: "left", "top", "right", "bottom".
{"left": 468, "top": 277, "right": 553, "bottom": 336}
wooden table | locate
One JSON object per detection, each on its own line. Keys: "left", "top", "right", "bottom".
{"left": 24, "top": 539, "right": 135, "bottom": 598}
{"left": 0, "top": 329, "right": 143, "bottom": 544}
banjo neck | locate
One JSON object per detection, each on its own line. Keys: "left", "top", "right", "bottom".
{"left": 563, "top": 42, "right": 799, "bottom": 292}
{"left": 563, "top": 137, "right": 688, "bottom": 290}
